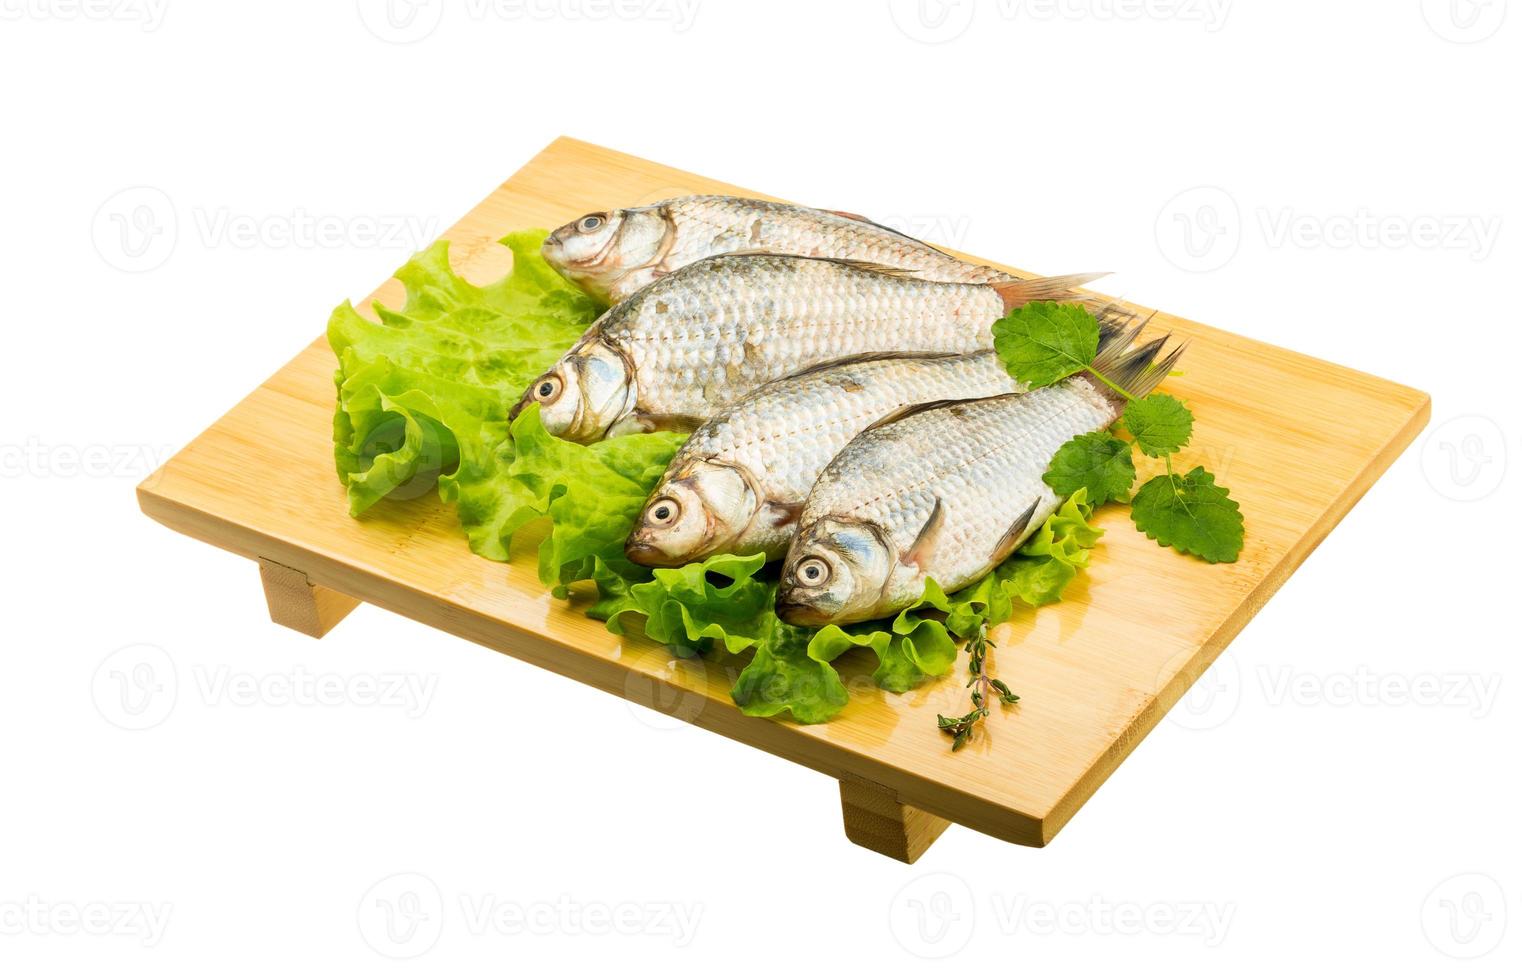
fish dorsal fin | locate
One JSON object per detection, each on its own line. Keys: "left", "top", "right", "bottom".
{"left": 777, "top": 350, "right": 975, "bottom": 385}
{"left": 902, "top": 497, "right": 945, "bottom": 570}
{"left": 800, "top": 255, "right": 928, "bottom": 279}
{"left": 698, "top": 250, "right": 932, "bottom": 281}
{"left": 991, "top": 500, "right": 1042, "bottom": 562}
{"left": 823, "top": 209, "right": 959, "bottom": 258}
{"left": 860, "top": 395, "right": 1001, "bottom": 435}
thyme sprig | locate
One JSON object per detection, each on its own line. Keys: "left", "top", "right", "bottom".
{"left": 937, "top": 623, "right": 1019, "bottom": 751}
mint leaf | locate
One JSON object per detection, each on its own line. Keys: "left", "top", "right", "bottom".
{"left": 1130, "top": 466, "right": 1243, "bottom": 563}
{"left": 1123, "top": 393, "right": 1193, "bottom": 458}
{"left": 991, "top": 301, "right": 1100, "bottom": 388}
{"left": 1044, "top": 432, "right": 1136, "bottom": 503}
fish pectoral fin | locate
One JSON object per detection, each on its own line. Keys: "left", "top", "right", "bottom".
{"left": 615, "top": 412, "right": 706, "bottom": 437}
{"left": 992, "top": 500, "right": 1042, "bottom": 563}
{"left": 861, "top": 397, "right": 985, "bottom": 435}
{"left": 763, "top": 499, "right": 804, "bottom": 529}
{"left": 901, "top": 497, "right": 946, "bottom": 571}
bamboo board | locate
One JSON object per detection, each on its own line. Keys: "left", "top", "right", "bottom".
{"left": 137, "top": 137, "right": 1430, "bottom": 860}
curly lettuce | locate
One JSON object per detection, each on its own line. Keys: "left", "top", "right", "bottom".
{"left": 328, "top": 231, "right": 600, "bottom": 559}
{"left": 592, "top": 491, "right": 1103, "bottom": 724}
{"left": 328, "top": 234, "right": 1104, "bottom": 725}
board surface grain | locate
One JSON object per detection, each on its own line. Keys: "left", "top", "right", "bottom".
{"left": 137, "top": 136, "right": 1430, "bottom": 851}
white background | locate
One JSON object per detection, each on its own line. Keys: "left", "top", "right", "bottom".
{"left": 2, "top": 0, "right": 1517, "bottom": 975}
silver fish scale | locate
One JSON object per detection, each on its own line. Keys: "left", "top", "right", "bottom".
{"left": 603, "top": 254, "right": 1006, "bottom": 419}
{"left": 660, "top": 196, "right": 1012, "bottom": 287}
{"left": 802, "top": 377, "right": 1120, "bottom": 601}
{"left": 675, "top": 353, "right": 1023, "bottom": 555}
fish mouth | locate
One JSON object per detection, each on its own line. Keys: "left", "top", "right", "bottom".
{"left": 775, "top": 599, "right": 831, "bottom": 628}
{"left": 625, "top": 538, "right": 681, "bottom": 568}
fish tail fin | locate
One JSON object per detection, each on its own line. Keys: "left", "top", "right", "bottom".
{"left": 991, "top": 272, "right": 1109, "bottom": 314}
{"left": 1094, "top": 304, "right": 1153, "bottom": 358}
{"left": 1088, "top": 327, "right": 1186, "bottom": 402}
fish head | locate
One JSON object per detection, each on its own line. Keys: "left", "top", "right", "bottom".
{"left": 776, "top": 517, "right": 894, "bottom": 627}
{"left": 511, "top": 338, "right": 635, "bottom": 443}
{"left": 541, "top": 205, "right": 671, "bottom": 303}
{"left": 625, "top": 462, "right": 757, "bottom": 567}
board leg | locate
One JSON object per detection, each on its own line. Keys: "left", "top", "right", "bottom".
{"left": 257, "top": 558, "right": 360, "bottom": 638}
{"left": 839, "top": 776, "right": 951, "bottom": 863}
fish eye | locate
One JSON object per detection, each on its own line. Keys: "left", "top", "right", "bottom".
{"left": 533, "top": 375, "right": 563, "bottom": 402}
{"left": 577, "top": 213, "right": 606, "bottom": 233}
{"left": 645, "top": 497, "right": 680, "bottom": 527}
{"left": 796, "top": 557, "right": 831, "bottom": 586}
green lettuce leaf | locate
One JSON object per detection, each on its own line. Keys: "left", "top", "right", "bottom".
{"left": 600, "top": 552, "right": 775, "bottom": 653}
{"left": 592, "top": 490, "right": 1105, "bottom": 724}
{"left": 328, "top": 231, "right": 600, "bottom": 558}
{"left": 729, "top": 617, "right": 850, "bottom": 724}
{"left": 328, "top": 232, "right": 1109, "bottom": 727}
{"left": 501, "top": 404, "right": 687, "bottom": 593}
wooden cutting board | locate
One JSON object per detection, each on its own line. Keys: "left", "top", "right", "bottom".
{"left": 137, "top": 136, "right": 1430, "bottom": 863}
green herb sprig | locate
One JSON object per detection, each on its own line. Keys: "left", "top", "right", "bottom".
{"left": 994, "top": 303, "right": 1245, "bottom": 563}
{"left": 937, "top": 623, "right": 1019, "bottom": 751}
